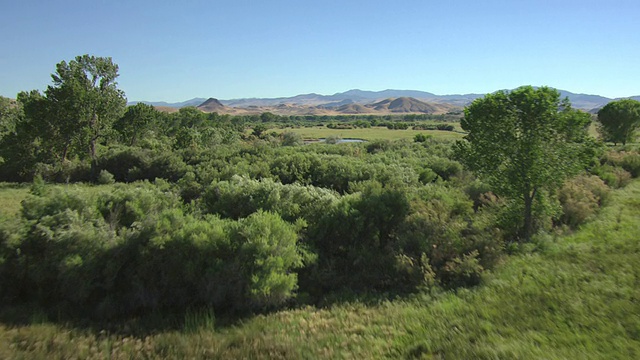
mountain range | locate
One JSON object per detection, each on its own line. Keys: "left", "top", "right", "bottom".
{"left": 129, "top": 89, "right": 640, "bottom": 115}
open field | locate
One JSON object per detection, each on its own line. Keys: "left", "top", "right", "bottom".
{"left": 1, "top": 179, "right": 638, "bottom": 359}
{"left": 272, "top": 125, "right": 466, "bottom": 141}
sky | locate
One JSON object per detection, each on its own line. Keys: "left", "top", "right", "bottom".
{"left": 1, "top": 0, "right": 639, "bottom": 102}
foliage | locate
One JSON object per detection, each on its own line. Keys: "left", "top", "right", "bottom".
{"left": 557, "top": 175, "right": 610, "bottom": 228}
{"left": 113, "top": 103, "right": 159, "bottom": 146}
{"left": 280, "top": 131, "right": 303, "bottom": 146}
{"left": 202, "top": 176, "right": 339, "bottom": 223}
{"left": 601, "top": 150, "right": 640, "bottom": 178}
{"left": 597, "top": 98, "right": 640, "bottom": 145}
{"left": 0, "top": 183, "right": 303, "bottom": 317}
{"left": 46, "top": 55, "right": 127, "bottom": 165}
{"left": 3, "top": 179, "right": 636, "bottom": 359}
{"left": 455, "top": 86, "right": 594, "bottom": 240}
{"left": 0, "top": 96, "right": 20, "bottom": 145}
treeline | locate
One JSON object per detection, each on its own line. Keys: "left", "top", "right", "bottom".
{"left": 259, "top": 112, "right": 461, "bottom": 124}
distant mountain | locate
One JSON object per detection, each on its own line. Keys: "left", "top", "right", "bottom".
{"left": 128, "top": 98, "right": 207, "bottom": 108}
{"left": 197, "top": 98, "right": 226, "bottom": 112}
{"left": 131, "top": 88, "right": 640, "bottom": 114}
{"left": 557, "top": 91, "right": 611, "bottom": 111}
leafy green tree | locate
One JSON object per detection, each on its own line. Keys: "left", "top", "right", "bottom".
{"left": 0, "top": 96, "right": 20, "bottom": 143}
{"left": 113, "top": 103, "right": 159, "bottom": 146}
{"left": 0, "top": 91, "right": 54, "bottom": 179}
{"left": 597, "top": 99, "right": 640, "bottom": 145}
{"left": 46, "top": 55, "right": 127, "bottom": 167}
{"left": 454, "top": 86, "right": 593, "bottom": 241}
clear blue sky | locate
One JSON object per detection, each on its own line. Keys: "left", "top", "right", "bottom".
{"left": 1, "top": 0, "right": 638, "bottom": 102}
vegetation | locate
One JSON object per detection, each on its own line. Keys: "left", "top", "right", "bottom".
{"left": 0, "top": 179, "right": 638, "bottom": 359}
{"left": 597, "top": 98, "right": 640, "bottom": 145}
{"left": 455, "top": 86, "right": 596, "bottom": 240}
{"left": 0, "top": 55, "right": 638, "bottom": 358}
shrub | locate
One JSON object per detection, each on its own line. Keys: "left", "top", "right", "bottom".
{"left": 557, "top": 175, "right": 610, "bottom": 228}
{"left": 425, "top": 157, "right": 463, "bottom": 181}
{"left": 1, "top": 183, "right": 305, "bottom": 317}
{"left": 97, "top": 170, "right": 115, "bottom": 185}
{"left": 414, "top": 133, "right": 432, "bottom": 143}
{"left": 202, "top": 176, "right": 339, "bottom": 222}
{"left": 602, "top": 150, "right": 640, "bottom": 178}
{"left": 419, "top": 168, "right": 438, "bottom": 184}
{"left": 281, "top": 131, "right": 303, "bottom": 146}
{"left": 324, "top": 135, "right": 342, "bottom": 144}
{"left": 33, "top": 160, "right": 92, "bottom": 183}
{"left": 592, "top": 164, "right": 631, "bottom": 188}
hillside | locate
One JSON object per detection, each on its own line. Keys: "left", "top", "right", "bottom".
{"left": 369, "top": 97, "right": 447, "bottom": 113}
{"left": 197, "top": 98, "right": 226, "bottom": 112}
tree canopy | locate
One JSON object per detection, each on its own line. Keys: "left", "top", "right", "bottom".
{"left": 455, "top": 86, "right": 594, "bottom": 240}
{"left": 597, "top": 99, "right": 640, "bottom": 145}
{"left": 46, "top": 55, "right": 127, "bottom": 165}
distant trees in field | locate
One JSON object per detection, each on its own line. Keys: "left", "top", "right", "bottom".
{"left": 597, "top": 99, "right": 640, "bottom": 145}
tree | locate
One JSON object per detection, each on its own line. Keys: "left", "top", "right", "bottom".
{"left": 113, "top": 103, "right": 159, "bottom": 146}
{"left": 0, "top": 96, "right": 20, "bottom": 143}
{"left": 597, "top": 99, "right": 640, "bottom": 145}
{"left": 0, "top": 91, "right": 55, "bottom": 179}
{"left": 454, "top": 86, "right": 593, "bottom": 241}
{"left": 45, "top": 55, "right": 126, "bottom": 168}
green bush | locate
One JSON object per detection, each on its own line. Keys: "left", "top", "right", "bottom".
{"left": 98, "top": 146, "right": 188, "bottom": 183}
{"left": 602, "top": 150, "right": 640, "bottom": 178}
{"left": 425, "top": 157, "right": 463, "bottom": 181}
{"left": 592, "top": 164, "right": 631, "bottom": 188}
{"left": 97, "top": 170, "right": 115, "bottom": 185}
{"left": 202, "top": 176, "right": 339, "bottom": 222}
{"left": 1, "top": 183, "right": 304, "bottom": 317}
{"left": 281, "top": 131, "right": 303, "bottom": 146}
{"left": 324, "top": 135, "right": 342, "bottom": 144}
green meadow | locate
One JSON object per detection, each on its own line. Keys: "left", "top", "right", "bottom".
{"left": 272, "top": 125, "right": 466, "bottom": 141}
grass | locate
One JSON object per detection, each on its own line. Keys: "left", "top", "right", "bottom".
{"left": 272, "top": 125, "right": 466, "bottom": 141}
{"left": 1, "top": 180, "right": 639, "bottom": 358}
{"left": 0, "top": 183, "right": 30, "bottom": 217}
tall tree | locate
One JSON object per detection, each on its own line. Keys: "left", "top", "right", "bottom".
{"left": 597, "top": 99, "right": 640, "bottom": 145}
{"left": 113, "top": 102, "right": 159, "bottom": 146}
{"left": 0, "top": 96, "right": 20, "bottom": 142}
{"left": 454, "top": 86, "right": 593, "bottom": 241}
{"left": 46, "top": 55, "right": 126, "bottom": 167}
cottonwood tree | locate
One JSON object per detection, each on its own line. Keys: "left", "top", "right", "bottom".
{"left": 46, "top": 55, "right": 126, "bottom": 169}
{"left": 597, "top": 99, "right": 640, "bottom": 145}
{"left": 454, "top": 86, "right": 593, "bottom": 241}
{"left": 113, "top": 102, "right": 159, "bottom": 146}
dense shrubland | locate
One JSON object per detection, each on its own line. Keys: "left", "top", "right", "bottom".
{"left": 1, "top": 57, "right": 639, "bottom": 330}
